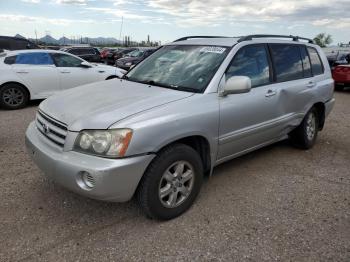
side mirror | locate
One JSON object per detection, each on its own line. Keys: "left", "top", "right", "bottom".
{"left": 221, "top": 76, "right": 251, "bottom": 96}
{"left": 80, "top": 61, "right": 92, "bottom": 68}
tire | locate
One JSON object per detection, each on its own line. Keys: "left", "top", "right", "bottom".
{"left": 289, "top": 107, "right": 319, "bottom": 149}
{"left": 335, "top": 84, "right": 344, "bottom": 91}
{"left": 137, "top": 144, "right": 203, "bottom": 220}
{"left": 0, "top": 83, "right": 29, "bottom": 110}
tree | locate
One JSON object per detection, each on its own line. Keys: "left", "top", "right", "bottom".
{"left": 313, "top": 33, "right": 333, "bottom": 47}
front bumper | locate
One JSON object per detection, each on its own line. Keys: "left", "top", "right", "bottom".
{"left": 25, "top": 122, "right": 155, "bottom": 202}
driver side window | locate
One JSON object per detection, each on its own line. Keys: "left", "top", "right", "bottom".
{"left": 51, "top": 53, "right": 83, "bottom": 67}
{"left": 226, "top": 45, "right": 271, "bottom": 88}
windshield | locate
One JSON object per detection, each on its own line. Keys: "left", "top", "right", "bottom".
{"left": 125, "top": 45, "right": 230, "bottom": 93}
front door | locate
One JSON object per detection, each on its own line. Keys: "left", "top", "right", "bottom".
{"left": 50, "top": 53, "right": 97, "bottom": 90}
{"left": 217, "top": 44, "right": 282, "bottom": 161}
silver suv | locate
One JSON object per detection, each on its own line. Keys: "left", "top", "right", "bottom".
{"left": 26, "top": 35, "right": 335, "bottom": 220}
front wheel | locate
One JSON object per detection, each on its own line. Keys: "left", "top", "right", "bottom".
{"left": 290, "top": 108, "right": 319, "bottom": 149}
{"left": 137, "top": 144, "right": 203, "bottom": 220}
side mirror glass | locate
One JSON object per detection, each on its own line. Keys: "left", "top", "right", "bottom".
{"left": 221, "top": 76, "right": 251, "bottom": 96}
{"left": 80, "top": 61, "right": 92, "bottom": 68}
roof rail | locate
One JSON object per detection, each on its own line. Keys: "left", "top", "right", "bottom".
{"left": 173, "top": 36, "right": 229, "bottom": 42}
{"left": 238, "top": 34, "right": 314, "bottom": 43}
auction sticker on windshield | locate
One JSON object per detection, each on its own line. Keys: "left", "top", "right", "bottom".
{"left": 200, "top": 46, "right": 226, "bottom": 54}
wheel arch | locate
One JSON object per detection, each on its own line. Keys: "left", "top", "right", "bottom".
{"left": 313, "top": 102, "right": 325, "bottom": 130}
{"left": 105, "top": 75, "right": 118, "bottom": 80}
{"left": 154, "top": 135, "right": 212, "bottom": 175}
{"left": 0, "top": 81, "right": 31, "bottom": 100}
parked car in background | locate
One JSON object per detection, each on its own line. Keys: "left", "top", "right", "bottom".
{"left": 61, "top": 46, "right": 101, "bottom": 63}
{"left": 100, "top": 48, "right": 118, "bottom": 62}
{"left": 25, "top": 35, "right": 334, "bottom": 220}
{"left": 105, "top": 48, "right": 137, "bottom": 65}
{"left": 332, "top": 65, "right": 350, "bottom": 90}
{"left": 0, "top": 36, "right": 39, "bottom": 51}
{"left": 0, "top": 50, "right": 126, "bottom": 109}
{"left": 115, "top": 48, "right": 156, "bottom": 70}
{"left": 327, "top": 52, "right": 350, "bottom": 68}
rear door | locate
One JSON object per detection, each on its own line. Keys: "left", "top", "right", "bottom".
{"left": 11, "top": 52, "right": 60, "bottom": 98}
{"left": 267, "top": 44, "right": 317, "bottom": 134}
{"left": 50, "top": 53, "right": 99, "bottom": 90}
{"left": 218, "top": 44, "right": 283, "bottom": 160}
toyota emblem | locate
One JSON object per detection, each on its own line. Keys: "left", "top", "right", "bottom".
{"left": 42, "top": 123, "right": 50, "bottom": 134}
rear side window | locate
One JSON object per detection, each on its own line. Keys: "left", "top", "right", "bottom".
{"left": 4, "top": 55, "right": 17, "bottom": 65}
{"left": 270, "top": 44, "right": 303, "bottom": 82}
{"left": 226, "top": 44, "right": 271, "bottom": 87}
{"left": 300, "top": 46, "right": 312, "bottom": 78}
{"left": 307, "top": 47, "right": 324, "bottom": 75}
{"left": 15, "top": 53, "right": 54, "bottom": 65}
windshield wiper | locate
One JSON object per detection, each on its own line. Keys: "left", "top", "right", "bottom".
{"left": 122, "top": 77, "right": 200, "bottom": 93}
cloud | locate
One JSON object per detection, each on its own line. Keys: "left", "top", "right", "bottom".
{"left": 145, "top": 0, "right": 350, "bottom": 28}
{"left": 0, "top": 14, "right": 95, "bottom": 26}
{"left": 21, "top": 0, "right": 40, "bottom": 3}
{"left": 55, "top": 0, "right": 89, "bottom": 5}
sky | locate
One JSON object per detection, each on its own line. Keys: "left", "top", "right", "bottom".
{"left": 0, "top": 0, "right": 349, "bottom": 44}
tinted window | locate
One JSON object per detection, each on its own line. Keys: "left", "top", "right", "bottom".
{"left": 270, "top": 44, "right": 303, "bottom": 82}
{"left": 300, "top": 46, "right": 312, "bottom": 77}
{"left": 12, "top": 40, "right": 32, "bottom": 50}
{"left": 0, "top": 39, "right": 11, "bottom": 50}
{"left": 69, "top": 49, "right": 81, "bottom": 55}
{"left": 226, "top": 45, "right": 270, "bottom": 87}
{"left": 307, "top": 47, "right": 324, "bottom": 75}
{"left": 4, "top": 55, "right": 17, "bottom": 65}
{"left": 15, "top": 52, "right": 53, "bottom": 65}
{"left": 51, "top": 53, "right": 82, "bottom": 67}
{"left": 86, "top": 48, "right": 95, "bottom": 55}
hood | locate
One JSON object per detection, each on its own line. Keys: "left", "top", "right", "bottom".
{"left": 90, "top": 63, "right": 126, "bottom": 76}
{"left": 39, "top": 79, "right": 194, "bottom": 131}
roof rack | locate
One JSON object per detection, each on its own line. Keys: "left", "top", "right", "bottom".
{"left": 173, "top": 36, "right": 229, "bottom": 42}
{"left": 237, "top": 34, "right": 314, "bottom": 43}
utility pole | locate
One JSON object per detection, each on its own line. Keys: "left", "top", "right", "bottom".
{"left": 119, "top": 16, "right": 123, "bottom": 43}
{"left": 35, "top": 30, "right": 38, "bottom": 44}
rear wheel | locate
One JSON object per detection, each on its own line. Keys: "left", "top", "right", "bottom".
{"left": 137, "top": 144, "right": 203, "bottom": 220}
{"left": 290, "top": 107, "right": 319, "bottom": 149}
{"left": 0, "top": 83, "right": 29, "bottom": 110}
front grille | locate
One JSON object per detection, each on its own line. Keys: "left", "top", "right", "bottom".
{"left": 35, "top": 110, "right": 68, "bottom": 147}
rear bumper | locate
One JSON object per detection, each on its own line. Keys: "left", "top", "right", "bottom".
{"left": 325, "top": 98, "right": 335, "bottom": 118}
{"left": 25, "top": 122, "right": 155, "bottom": 202}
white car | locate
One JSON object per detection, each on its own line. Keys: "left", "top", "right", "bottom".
{"left": 0, "top": 50, "right": 126, "bottom": 109}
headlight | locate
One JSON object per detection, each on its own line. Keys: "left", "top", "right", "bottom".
{"left": 125, "top": 62, "right": 132, "bottom": 66}
{"left": 74, "top": 129, "right": 133, "bottom": 157}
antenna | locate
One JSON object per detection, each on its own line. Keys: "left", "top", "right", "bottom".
{"left": 119, "top": 16, "right": 124, "bottom": 44}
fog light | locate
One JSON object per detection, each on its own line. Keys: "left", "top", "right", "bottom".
{"left": 81, "top": 171, "right": 95, "bottom": 188}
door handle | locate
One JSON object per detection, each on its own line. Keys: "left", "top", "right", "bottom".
{"left": 16, "top": 70, "right": 28, "bottom": 74}
{"left": 307, "top": 81, "right": 315, "bottom": 88}
{"left": 60, "top": 71, "right": 70, "bottom": 74}
{"left": 265, "top": 89, "right": 277, "bottom": 97}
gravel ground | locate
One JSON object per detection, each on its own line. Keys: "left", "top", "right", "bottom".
{"left": 0, "top": 92, "right": 349, "bottom": 262}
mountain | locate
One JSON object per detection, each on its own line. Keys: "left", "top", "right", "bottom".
{"left": 40, "top": 35, "right": 59, "bottom": 44}
{"left": 15, "top": 34, "right": 26, "bottom": 39}
{"left": 30, "top": 35, "right": 122, "bottom": 45}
